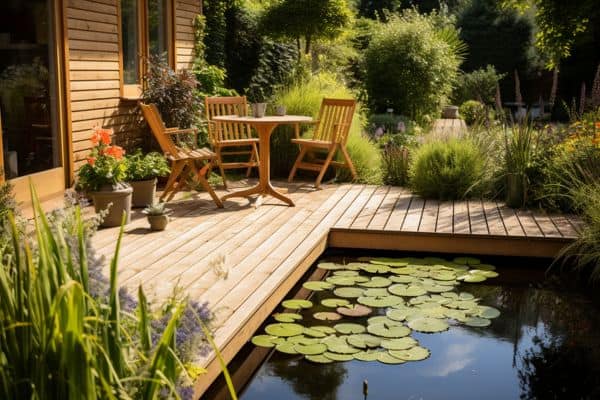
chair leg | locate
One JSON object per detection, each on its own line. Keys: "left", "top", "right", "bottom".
{"left": 215, "top": 147, "right": 228, "bottom": 189}
{"left": 161, "top": 161, "right": 185, "bottom": 202}
{"left": 315, "top": 145, "right": 337, "bottom": 189}
{"left": 166, "top": 162, "right": 192, "bottom": 201}
{"left": 340, "top": 145, "right": 357, "bottom": 180}
{"left": 196, "top": 161, "right": 224, "bottom": 208}
{"left": 288, "top": 146, "right": 307, "bottom": 183}
{"left": 245, "top": 143, "right": 258, "bottom": 178}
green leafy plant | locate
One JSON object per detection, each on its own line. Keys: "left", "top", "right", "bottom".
{"left": 76, "top": 127, "right": 127, "bottom": 192}
{"left": 409, "top": 139, "right": 488, "bottom": 200}
{"left": 0, "top": 179, "right": 17, "bottom": 220}
{"left": 143, "top": 202, "right": 171, "bottom": 216}
{"left": 460, "top": 100, "right": 488, "bottom": 125}
{"left": 381, "top": 143, "right": 410, "bottom": 186}
{"left": 453, "top": 65, "right": 506, "bottom": 105}
{"left": 125, "top": 150, "right": 170, "bottom": 181}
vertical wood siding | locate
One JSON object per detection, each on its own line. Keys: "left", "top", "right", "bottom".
{"left": 64, "top": 0, "right": 200, "bottom": 172}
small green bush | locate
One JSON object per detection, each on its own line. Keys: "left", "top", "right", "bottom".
{"left": 460, "top": 100, "right": 487, "bottom": 125}
{"left": 125, "top": 151, "right": 170, "bottom": 181}
{"left": 382, "top": 144, "right": 410, "bottom": 186}
{"left": 452, "top": 65, "right": 505, "bottom": 105}
{"left": 409, "top": 139, "right": 487, "bottom": 200}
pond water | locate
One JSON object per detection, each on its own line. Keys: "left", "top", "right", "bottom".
{"left": 205, "top": 253, "right": 600, "bottom": 400}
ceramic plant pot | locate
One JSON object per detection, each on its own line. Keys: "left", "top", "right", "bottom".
{"left": 90, "top": 183, "right": 133, "bottom": 228}
{"left": 251, "top": 103, "right": 267, "bottom": 118}
{"left": 275, "top": 105, "right": 287, "bottom": 116}
{"left": 147, "top": 214, "right": 169, "bottom": 231}
{"left": 129, "top": 178, "right": 157, "bottom": 208}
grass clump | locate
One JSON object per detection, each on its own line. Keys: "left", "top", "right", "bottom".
{"left": 409, "top": 139, "right": 487, "bottom": 200}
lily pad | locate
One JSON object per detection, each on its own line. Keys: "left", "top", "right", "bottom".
{"left": 378, "top": 352, "right": 406, "bottom": 364}
{"left": 295, "top": 343, "right": 327, "bottom": 355}
{"left": 444, "top": 309, "right": 468, "bottom": 322}
{"left": 368, "top": 316, "right": 404, "bottom": 326}
{"left": 287, "top": 335, "right": 320, "bottom": 345}
{"left": 347, "top": 334, "right": 382, "bottom": 349}
{"left": 380, "top": 337, "right": 419, "bottom": 350}
{"left": 464, "top": 316, "right": 492, "bottom": 327}
{"left": 327, "top": 275, "right": 368, "bottom": 286}
{"left": 303, "top": 281, "right": 334, "bottom": 291}
{"left": 471, "top": 269, "right": 499, "bottom": 278}
{"left": 313, "top": 312, "right": 342, "bottom": 321}
{"left": 459, "top": 292, "right": 475, "bottom": 300}
{"left": 430, "top": 271, "right": 457, "bottom": 281}
{"left": 305, "top": 354, "right": 334, "bottom": 363}
{"left": 475, "top": 263, "right": 496, "bottom": 271}
{"left": 453, "top": 257, "right": 481, "bottom": 265}
{"left": 282, "top": 299, "right": 313, "bottom": 310}
{"left": 334, "top": 323, "right": 366, "bottom": 334}
{"left": 388, "top": 284, "right": 427, "bottom": 297}
{"left": 251, "top": 335, "right": 278, "bottom": 348}
{"left": 390, "top": 267, "right": 417, "bottom": 275}
{"left": 357, "top": 295, "right": 404, "bottom": 308}
{"left": 360, "top": 264, "right": 391, "bottom": 274}
{"left": 421, "top": 283, "right": 455, "bottom": 293}
{"left": 275, "top": 342, "right": 298, "bottom": 354}
{"left": 303, "top": 327, "right": 328, "bottom": 338}
{"left": 363, "top": 288, "right": 390, "bottom": 297}
{"left": 310, "top": 326, "right": 337, "bottom": 334}
{"left": 265, "top": 323, "right": 304, "bottom": 337}
{"left": 359, "top": 276, "right": 393, "bottom": 288}
{"left": 317, "top": 262, "right": 344, "bottom": 270}
{"left": 407, "top": 317, "right": 449, "bottom": 333}
{"left": 273, "top": 313, "right": 302, "bottom": 323}
{"left": 389, "top": 346, "right": 430, "bottom": 361}
{"left": 367, "top": 322, "right": 411, "bottom": 338}
{"left": 441, "top": 292, "right": 459, "bottom": 299}
{"left": 477, "top": 306, "right": 501, "bottom": 319}
{"left": 389, "top": 275, "right": 416, "bottom": 284}
{"left": 370, "top": 258, "right": 409, "bottom": 267}
{"left": 460, "top": 274, "right": 487, "bottom": 283}
{"left": 323, "top": 352, "right": 354, "bottom": 362}
{"left": 337, "top": 304, "right": 373, "bottom": 317}
{"left": 386, "top": 307, "right": 419, "bottom": 322}
{"left": 334, "top": 287, "right": 365, "bottom": 298}
{"left": 326, "top": 342, "right": 361, "bottom": 354}
{"left": 333, "top": 270, "right": 360, "bottom": 276}
{"left": 321, "top": 298, "right": 351, "bottom": 308}
{"left": 353, "top": 350, "right": 384, "bottom": 362}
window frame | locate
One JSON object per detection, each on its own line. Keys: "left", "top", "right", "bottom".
{"left": 118, "top": 0, "right": 175, "bottom": 99}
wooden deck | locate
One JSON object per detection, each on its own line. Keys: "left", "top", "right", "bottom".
{"left": 91, "top": 181, "right": 581, "bottom": 396}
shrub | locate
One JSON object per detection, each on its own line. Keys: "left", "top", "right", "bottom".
{"left": 363, "top": 12, "right": 462, "bottom": 120}
{"left": 460, "top": 100, "right": 487, "bottom": 125}
{"left": 382, "top": 143, "right": 410, "bottom": 186}
{"left": 452, "top": 65, "right": 506, "bottom": 105}
{"left": 76, "top": 127, "right": 127, "bottom": 192}
{"left": 125, "top": 150, "right": 170, "bottom": 181}
{"left": 409, "top": 139, "right": 487, "bottom": 200}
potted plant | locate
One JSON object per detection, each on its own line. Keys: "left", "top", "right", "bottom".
{"left": 125, "top": 150, "right": 170, "bottom": 207}
{"left": 246, "top": 85, "right": 267, "bottom": 118}
{"left": 143, "top": 202, "right": 171, "bottom": 231}
{"left": 76, "top": 127, "right": 132, "bottom": 227}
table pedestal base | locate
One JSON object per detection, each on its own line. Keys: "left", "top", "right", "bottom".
{"left": 220, "top": 182, "right": 294, "bottom": 207}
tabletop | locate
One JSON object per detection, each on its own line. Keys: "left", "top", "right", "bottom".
{"left": 212, "top": 115, "right": 313, "bottom": 124}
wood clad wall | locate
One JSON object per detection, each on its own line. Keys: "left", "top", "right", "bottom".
{"left": 64, "top": 0, "right": 201, "bottom": 175}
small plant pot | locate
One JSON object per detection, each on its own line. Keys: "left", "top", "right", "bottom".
{"left": 506, "top": 173, "right": 527, "bottom": 208}
{"left": 129, "top": 178, "right": 157, "bottom": 208}
{"left": 147, "top": 214, "right": 169, "bottom": 231}
{"left": 442, "top": 105, "right": 459, "bottom": 119}
{"left": 275, "top": 105, "right": 287, "bottom": 116}
{"left": 251, "top": 103, "right": 267, "bottom": 118}
{"left": 90, "top": 184, "right": 133, "bottom": 228}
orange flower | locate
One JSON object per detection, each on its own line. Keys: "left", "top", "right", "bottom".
{"left": 87, "top": 157, "right": 96, "bottom": 166}
{"left": 90, "top": 131, "right": 100, "bottom": 146}
{"left": 98, "top": 128, "right": 112, "bottom": 145}
{"left": 595, "top": 121, "right": 600, "bottom": 130}
{"left": 104, "top": 145, "right": 125, "bottom": 159}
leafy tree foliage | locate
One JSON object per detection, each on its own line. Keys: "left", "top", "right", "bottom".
{"left": 357, "top": 0, "right": 401, "bottom": 18}
{"left": 453, "top": 65, "right": 506, "bottom": 105}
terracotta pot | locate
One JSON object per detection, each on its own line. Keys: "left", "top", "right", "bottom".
{"left": 251, "top": 103, "right": 267, "bottom": 118}
{"left": 442, "top": 105, "right": 459, "bottom": 119}
{"left": 129, "top": 178, "right": 157, "bottom": 208}
{"left": 90, "top": 184, "right": 133, "bottom": 228}
{"left": 147, "top": 214, "right": 169, "bottom": 231}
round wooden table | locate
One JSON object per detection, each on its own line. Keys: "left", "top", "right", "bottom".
{"left": 212, "top": 115, "right": 313, "bottom": 206}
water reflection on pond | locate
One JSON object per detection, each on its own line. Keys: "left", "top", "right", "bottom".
{"left": 218, "top": 256, "right": 600, "bottom": 400}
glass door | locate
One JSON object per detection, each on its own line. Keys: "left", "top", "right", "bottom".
{"left": 0, "top": 0, "right": 66, "bottom": 201}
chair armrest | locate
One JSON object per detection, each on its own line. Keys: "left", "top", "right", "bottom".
{"left": 165, "top": 128, "right": 197, "bottom": 135}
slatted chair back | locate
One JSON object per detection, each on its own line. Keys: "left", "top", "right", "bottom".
{"left": 312, "top": 98, "right": 356, "bottom": 144}
{"left": 205, "top": 96, "right": 253, "bottom": 143}
{"left": 140, "top": 103, "right": 179, "bottom": 157}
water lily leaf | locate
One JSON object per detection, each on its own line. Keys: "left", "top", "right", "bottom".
{"left": 380, "top": 337, "right": 418, "bottom": 350}
{"left": 303, "top": 327, "right": 328, "bottom": 338}
{"left": 444, "top": 309, "right": 468, "bottom": 322}
{"left": 333, "top": 287, "right": 365, "bottom": 298}
{"left": 353, "top": 350, "right": 385, "bottom": 361}
{"left": 360, "top": 264, "right": 391, "bottom": 274}
{"left": 313, "top": 312, "right": 342, "bottom": 321}
{"left": 408, "top": 295, "right": 431, "bottom": 305}
{"left": 421, "top": 283, "right": 455, "bottom": 293}
{"left": 370, "top": 257, "right": 409, "bottom": 267}
{"left": 471, "top": 269, "right": 499, "bottom": 278}
{"left": 419, "top": 306, "right": 449, "bottom": 319}
{"left": 476, "top": 306, "right": 501, "bottom": 319}
{"left": 459, "top": 292, "right": 475, "bottom": 300}
{"left": 333, "top": 270, "right": 360, "bottom": 276}
{"left": 282, "top": 299, "right": 313, "bottom": 310}
{"left": 407, "top": 317, "right": 449, "bottom": 333}
{"left": 475, "top": 263, "right": 496, "bottom": 271}
{"left": 275, "top": 342, "right": 299, "bottom": 354}
{"left": 378, "top": 352, "right": 406, "bottom": 364}
{"left": 357, "top": 295, "right": 404, "bottom": 308}
{"left": 334, "top": 323, "right": 366, "bottom": 334}
{"left": 305, "top": 354, "right": 334, "bottom": 363}
{"left": 388, "top": 284, "right": 427, "bottom": 297}
{"left": 367, "top": 322, "right": 411, "bottom": 338}
{"left": 317, "top": 262, "right": 344, "bottom": 270}
{"left": 265, "top": 323, "right": 304, "bottom": 337}
{"left": 251, "top": 335, "right": 278, "bottom": 348}
{"left": 327, "top": 275, "right": 369, "bottom": 286}
{"left": 389, "top": 346, "right": 430, "bottom": 361}
{"left": 337, "top": 304, "right": 373, "bottom": 317}
{"left": 346, "top": 262, "right": 370, "bottom": 270}
{"left": 321, "top": 298, "right": 351, "bottom": 308}
{"left": 302, "top": 281, "right": 334, "bottom": 291}
{"left": 273, "top": 313, "right": 302, "bottom": 323}
{"left": 287, "top": 335, "right": 320, "bottom": 345}
{"left": 326, "top": 342, "right": 361, "bottom": 354}
{"left": 295, "top": 343, "right": 327, "bottom": 355}
{"left": 390, "top": 267, "right": 417, "bottom": 275}
{"left": 441, "top": 292, "right": 459, "bottom": 299}
{"left": 389, "top": 275, "right": 416, "bottom": 283}
{"left": 363, "top": 288, "right": 389, "bottom": 297}
{"left": 453, "top": 257, "right": 481, "bottom": 265}
{"left": 368, "top": 316, "right": 404, "bottom": 326}
{"left": 460, "top": 274, "right": 487, "bottom": 283}
{"left": 430, "top": 271, "right": 457, "bottom": 281}
{"left": 323, "top": 352, "right": 354, "bottom": 362}
{"left": 464, "top": 316, "right": 491, "bottom": 327}
{"left": 310, "top": 326, "right": 337, "bottom": 334}
{"left": 359, "top": 277, "right": 392, "bottom": 288}
{"left": 386, "top": 307, "right": 422, "bottom": 322}
{"left": 347, "top": 334, "right": 382, "bottom": 349}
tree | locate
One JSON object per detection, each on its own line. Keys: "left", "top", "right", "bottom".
{"left": 259, "top": 0, "right": 352, "bottom": 55}
{"left": 357, "top": 0, "right": 401, "bottom": 18}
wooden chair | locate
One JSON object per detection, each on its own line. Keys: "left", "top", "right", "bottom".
{"left": 140, "top": 103, "right": 223, "bottom": 207}
{"left": 288, "top": 98, "right": 357, "bottom": 188}
{"left": 205, "top": 96, "right": 259, "bottom": 189}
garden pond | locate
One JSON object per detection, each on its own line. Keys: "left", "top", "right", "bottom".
{"left": 204, "top": 252, "right": 600, "bottom": 400}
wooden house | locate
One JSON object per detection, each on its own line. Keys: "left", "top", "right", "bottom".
{"left": 0, "top": 0, "right": 201, "bottom": 205}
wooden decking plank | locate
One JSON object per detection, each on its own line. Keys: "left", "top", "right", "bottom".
{"left": 334, "top": 185, "right": 375, "bottom": 228}
{"left": 532, "top": 211, "right": 563, "bottom": 238}
{"left": 384, "top": 190, "right": 412, "bottom": 230}
{"left": 401, "top": 196, "right": 424, "bottom": 232}
{"left": 435, "top": 201, "right": 454, "bottom": 233}
{"left": 453, "top": 200, "right": 471, "bottom": 234}
{"left": 515, "top": 209, "right": 543, "bottom": 237}
{"left": 468, "top": 200, "right": 489, "bottom": 235}
{"left": 497, "top": 203, "right": 526, "bottom": 236}
{"left": 549, "top": 214, "right": 579, "bottom": 238}
{"left": 368, "top": 186, "right": 404, "bottom": 230}
{"left": 482, "top": 201, "right": 507, "bottom": 236}
{"left": 352, "top": 186, "right": 390, "bottom": 229}
{"left": 418, "top": 199, "right": 439, "bottom": 233}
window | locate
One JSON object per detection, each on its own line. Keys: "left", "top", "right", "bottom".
{"left": 120, "top": 0, "right": 172, "bottom": 98}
